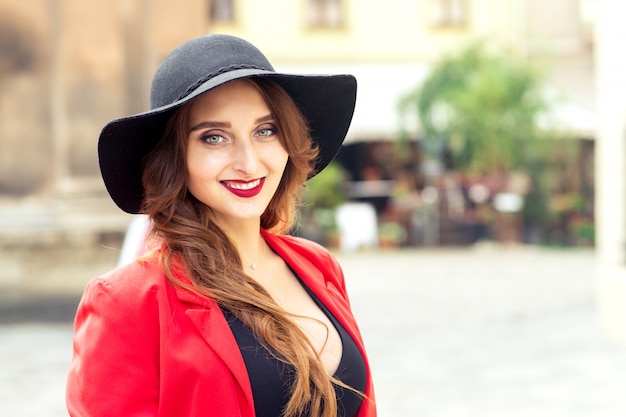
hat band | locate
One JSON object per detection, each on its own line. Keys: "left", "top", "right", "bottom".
{"left": 175, "top": 64, "right": 270, "bottom": 102}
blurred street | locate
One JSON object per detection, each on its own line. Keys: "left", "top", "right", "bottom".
{"left": 1, "top": 245, "right": 626, "bottom": 417}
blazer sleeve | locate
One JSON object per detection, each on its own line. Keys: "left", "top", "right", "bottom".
{"left": 66, "top": 274, "right": 160, "bottom": 416}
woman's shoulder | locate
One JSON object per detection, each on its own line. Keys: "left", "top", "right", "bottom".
{"left": 274, "top": 232, "right": 328, "bottom": 251}
{"left": 70, "top": 252, "right": 175, "bottom": 337}
{"left": 84, "top": 252, "right": 169, "bottom": 304}
{"left": 267, "top": 232, "right": 335, "bottom": 259}
{"left": 264, "top": 231, "right": 344, "bottom": 278}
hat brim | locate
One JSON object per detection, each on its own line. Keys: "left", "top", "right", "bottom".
{"left": 98, "top": 69, "right": 356, "bottom": 214}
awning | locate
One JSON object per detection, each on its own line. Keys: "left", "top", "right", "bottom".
{"left": 278, "top": 63, "right": 596, "bottom": 142}
{"left": 278, "top": 63, "right": 430, "bottom": 142}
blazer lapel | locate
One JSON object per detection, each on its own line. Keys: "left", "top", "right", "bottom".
{"left": 173, "top": 285, "right": 254, "bottom": 414}
{"left": 262, "top": 231, "right": 362, "bottom": 345}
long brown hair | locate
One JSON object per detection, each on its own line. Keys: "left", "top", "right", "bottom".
{"left": 142, "top": 78, "right": 346, "bottom": 416}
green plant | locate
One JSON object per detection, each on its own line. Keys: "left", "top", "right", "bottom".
{"left": 378, "top": 221, "right": 406, "bottom": 246}
{"left": 301, "top": 161, "right": 347, "bottom": 211}
{"left": 297, "top": 162, "right": 348, "bottom": 244}
{"left": 399, "top": 42, "right": 549, "bottom": 174}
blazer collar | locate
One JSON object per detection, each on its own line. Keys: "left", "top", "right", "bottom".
{"left": 168, "top": 267, "right": 255, "bottom": 416}
{"left": 184, "top": 305, "right": 254, "bottom": 415}
{"left": 261, "top": 230, "right": 361, "bottom": 342}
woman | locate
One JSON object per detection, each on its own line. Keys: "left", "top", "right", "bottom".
{"left": 66, "top": 34, "right": 376, "bottom": 417}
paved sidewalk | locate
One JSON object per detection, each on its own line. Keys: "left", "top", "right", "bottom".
{"left": 342, "top": 246, "right": 626, "bottom": 417}
{"left": 0, "top": 323, "right": 72, "bottom": 417}
{"left": 1, "top": 246, "right": 626, "bottom": 416}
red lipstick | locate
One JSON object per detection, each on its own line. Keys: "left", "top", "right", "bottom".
{"left": 222, "top": 178, "right": 265, "bottom": 198}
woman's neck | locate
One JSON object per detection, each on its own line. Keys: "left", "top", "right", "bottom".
{"left": 218, "top": 219, "right": 266, "bottom": 271}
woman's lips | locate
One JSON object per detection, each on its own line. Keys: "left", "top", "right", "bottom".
{"left": 221, "top": 178, "right": 265, "bottom": 198}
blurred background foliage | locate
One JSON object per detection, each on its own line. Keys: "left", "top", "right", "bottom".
{"left": 399, "top": 43, "right": 548, "bottom": 174}
{"left": 390, "top": 43, "right": 592, "bottom": 246}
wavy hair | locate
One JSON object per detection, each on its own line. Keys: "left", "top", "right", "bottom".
{"left": 141, "top": 78, "right": 349, "bottom": 417}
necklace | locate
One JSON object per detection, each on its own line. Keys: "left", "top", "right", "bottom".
{"left": 248, "top": 239, "right": 266, "bottom": 270}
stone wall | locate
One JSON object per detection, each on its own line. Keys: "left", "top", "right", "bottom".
{"left": 0, "top": 0, "right": 207, "bottom": 310}
{"left": 0, "top": 0, "right": 208, "bottom": 197}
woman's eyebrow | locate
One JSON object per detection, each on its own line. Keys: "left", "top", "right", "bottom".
{"left": 255, "top": 114, "right": 274, "bottom": 124}
{"left": 189, "top": 121, "right": 230, "bottom": 132}
{"left": 189, "top": 114, "right": 274, "bottom": 133}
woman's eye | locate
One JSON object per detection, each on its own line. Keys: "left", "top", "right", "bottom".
{"left": 257, "top": 126, "right": 277, "bottom": 137}
{"left": 201, "top": 134, "right": 224, "bottom": 144}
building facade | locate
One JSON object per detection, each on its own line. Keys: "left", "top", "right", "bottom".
{"left": 0, "top": 0, "right": 208, "bottom": 198}
{"left": 206, "top": 0, "right": 623, "bottom": 344}
{"left": 207, "top": 0, "right": 595, "bottom": 141}
{"left": 1, "top": 0, "right": 623, "bottom": 342}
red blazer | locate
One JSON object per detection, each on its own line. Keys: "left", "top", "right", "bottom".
{"left": 66, "top": 230, "right": 376, "bottom": 416}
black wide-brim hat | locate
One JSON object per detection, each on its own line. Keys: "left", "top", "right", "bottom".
{"left": 98, "top": 34, "right": 357, "bottom": 214}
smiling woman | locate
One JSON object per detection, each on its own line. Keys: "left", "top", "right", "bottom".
{"left": 66, "top": 34, "right": 376, "bottom": 417}
{"left": 182, "top": 80, "right": 289, "bottom": 229}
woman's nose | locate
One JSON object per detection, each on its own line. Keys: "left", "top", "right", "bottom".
{"left": 231, "top": 138, "right": 258, "bottom": 174}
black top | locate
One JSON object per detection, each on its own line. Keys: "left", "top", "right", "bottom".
{"left": 222, "top": 279, "right": 367, "bottom": 417}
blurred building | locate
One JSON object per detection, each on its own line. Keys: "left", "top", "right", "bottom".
{"left": 0, "top": 0, "right": 623, "bottom": 343}
{"left": 208, "top": 0, "right": 596, "bottom": 246}
{"left": 0, "top": 0, "right": 595, "bottom": 212}
{"left": 592, "top": 0, "right": 626, "bottom": 346}
{"left": 0, "top": 0, "right": 208, "bottom": 201}
{"left": 227, "top": 1, "right": 586, "bottom": 238}
{"left": 207, "top": 0, "right": 594, "bottom": 141}
{"left": 206, "top": 0, "right": 623, "bottom": 344}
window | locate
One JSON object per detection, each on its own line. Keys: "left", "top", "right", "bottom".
{"left": 430, "top": 0, "right": 468, "bottom": 28}
{"left": 210, "top": 0, "right": 235, "bottom": 23}
{"left": 307, "top": 0, "right": 344, "bottom": 28}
